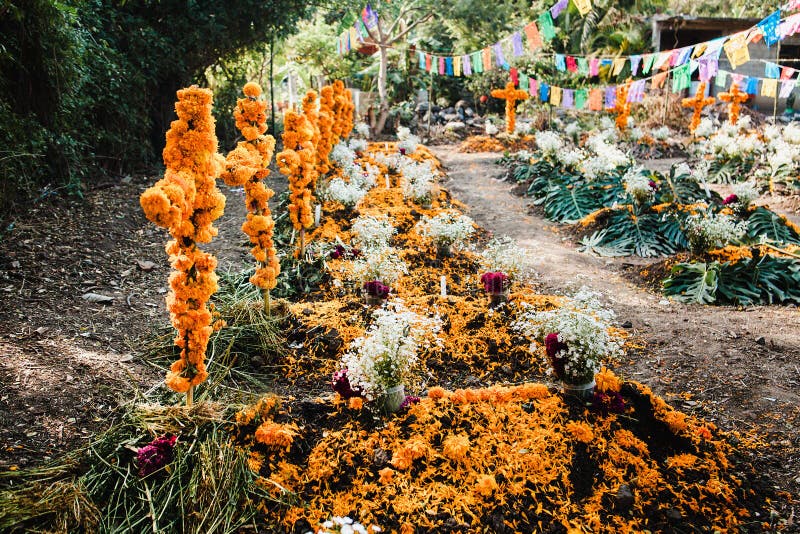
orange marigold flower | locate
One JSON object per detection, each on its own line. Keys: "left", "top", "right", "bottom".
{"left": 474, "top": 473, "right": 498, "bottom": 496}
{"left": 595, "top": 367, "right": 622, "bottom": 393}
{"left": 428, "top": 386, "right": 447, "bottom": 400}
{"left": 255, "top": 421, "right": 298, "bottom": 450}
{"left": 378, "top": 467, "right": 394, "bottom": 484}
{"left": 566, "top": 421, "right": 594, "bottom": 444}
{"left": 442, "top": 434, "right": 470, "bottom": 462}
{"left": 348, "top": 397, "right": 363, "bottom": 410}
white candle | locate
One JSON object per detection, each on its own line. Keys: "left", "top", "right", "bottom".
{"left": 440, "top": 275, "right": 447, "bottom": 297}
{"left": 384, "top": 142, "right": 389, "bottom": 151}
{"left": 385, "top": 175, "right": 391, "bottom": 188}
{"left": 314, "top": 204, "right": 321, "bottom": 227}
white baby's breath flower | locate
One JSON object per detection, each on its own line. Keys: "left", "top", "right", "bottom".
{"left": 535, "top": 131, "right": 564, "bottom": 156}
{"left": 685, "top": 212, "right": 747, "bottom": 253}
{"left": 479, "top": 236, "right": 531, "bottom": 279}
{"left": 651, "top": 126, "right": 671, "bottom": 140}
{"left": 693, "top": 117, "right": 715, "bottom": 138}
{"left": 351, "top": 214, "right": 396, "bottom": 250}
{"left": 416, "top": 212, "right": 475, "bottom": 247}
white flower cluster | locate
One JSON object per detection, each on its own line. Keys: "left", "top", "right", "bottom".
{"left": 351, "top": 214, "right": 396, "bottom": 251}
{"left": 416, "top": 212, "right": 475, "bottom": 247}
{"left": 628, "top": 127, "right": 644, "bottom": 142}
{"left": 707, "top": 131, "right": 763, "bottom": 158}
{"left": 399, "top": 158, "right": 437, "bottom": 203}
{"left": 557, "top": 149, "right": 584, "bottom": 168}
{"left": 485, "top": 120, "right": 499, "bottom": 136}
{"left": 355, "top": 122, "right": 371, "bottom": 138}
{"left": 515, "top": 289, "right": 623, "bottom": 384}
{"left": 685, "top": 212, "right": 747, "bottom": 253}
{"left": 479, "top": 236, "right": 530, "bottom": 279}
{"left": 764, "top": 136, "right": 800, "bottom": 177}
{"left": 352, "top": 247, "right": 408, "bottom": 285}
{"left": 693, "top": 117, "right": 715, "bottom": 138}
{"left": 673, "top": 162, "right": 692, "bottom": 178}
{"left": 535, "top": 130, "right": 564, "bottom": 156}
{"left": 371, "top": 151, "right": 400, "bottom": 171}
{"left": 581, "top": 136, "right": 631, "bottom": 180}
{"left": 342, "top": 304, "right": 440, "bottom": 398}
{"left": 651, "top": 126, "right": 671, "bottom": 141}
{"left": 564, "top": 122, "right": 581, "bottom": 140}
{"left": 330, "top": 142, "right": 357, "bottom": 168}
{"left": 306, "top": 516, "right": 381, "bottom": 534}
{"left": 623, "top": 168, "right": 653, "bottom": 204}
{"left": 324, "top": 178, "right": 367, "bottom": 208}
{"left": 784, "top": 123, "right": 800, "bottom": 144}
{"left": 731, "top": 181, "right": 760, "bottom": 207}
{"left": 396, "top": 126, "right": 420, "bottom": 153}
{"left": 349, "top": 138, "right": 368, "bottom": 153}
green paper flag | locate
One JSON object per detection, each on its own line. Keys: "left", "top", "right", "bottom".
{"left": 472, "top": 51, "right": 483, "bottom": 74}
{"left": 672, "top": 63, "right": 691, "bottom": 92}
{"left": 642, "top": 54, "right": 655, "bottom": 75}
{"left": 577, "top": 57, "right": 589, "bottom": 76}
{"left": 520, "top": 76, "right": 529, "bottom": 90}
{"left": 715, "top": 71, "right": 728, "bottom": 88}
{"left": 575, "top": 89, "right": 588, "bottom": 109}
{"left": 538, "top": 12, "right": 556, "bottom": 42}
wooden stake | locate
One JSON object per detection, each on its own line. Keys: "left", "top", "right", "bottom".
{"left": 773, "top": 40, "right": 782, "bottom": 122}
{"left": 186, "top": 386, "right": 194, "bottom": 406}
{"left": 263, "top": 288, "right": 271, "bottom": 315}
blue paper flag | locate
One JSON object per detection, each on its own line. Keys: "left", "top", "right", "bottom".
{"left": 745, "top": 77, "right": 759, "bottom": 95}
{"left": 445, "top": 57, "right": 453, "bottom": 76}
{"left": 765, "top": 62, "right": 780, "bottom": 79}
{"left": 540, "top": 82, "right": 550, "bottom": 103}
{"left": 758, "top": 10, "right": 781, "bottom": 47}
{"left": 555, "top": 54, "right": 566, "bottom": 71}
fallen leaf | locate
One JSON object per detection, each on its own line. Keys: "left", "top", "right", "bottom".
{"left": 82, "top": 292, "right": 114, "bottom": 304}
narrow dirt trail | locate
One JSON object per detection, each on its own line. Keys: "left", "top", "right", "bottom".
{"left": 433, "top": 146, "right": 800, "bottom": 492}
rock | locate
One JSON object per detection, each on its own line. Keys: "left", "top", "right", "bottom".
{"left": 500, "top": 365, "right": 513, "bottom": 375}
{"left": 373, "top": 448, "right": 390, "bottom": 467}
{"left": 621, "top": 320, "right": 633, "bottom": 328}
{"left": 443, "top": 113, "right": 459, "bottom": 122}
{"left": 615, "top": 484, "right": 635, "bottom": 511}
{"left": 465, "top": 375, "right": 481, "bottom": 386}
{"left": 666, "top": 508, "right": 682, "bottom": 521}
{"left": 81, "top": 292, "right": 114, "bottom": 304}
{"left": 135, "top": 259, "right": 156, "bottom": 271}
{"left": 756, "top": 336, "right": 766, "bottom": 345}
{"left": 302, "top": 308, "right": 313, "bottom": 316}
{"left": 444, "top": 121, "right": 466, "bottom": 131}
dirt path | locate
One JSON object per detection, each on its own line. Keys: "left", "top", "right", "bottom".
{"left": 433, "top": 146, "right": 800, "bottom": 498}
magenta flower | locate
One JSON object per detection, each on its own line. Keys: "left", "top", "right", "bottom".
{"left": 399, "top": 395, "right": 420, "bottom": 411}
{"left": 332, "top": 369, "right": 363, "bottom": 399}
{"left": 723, "top": 194, "right": 739, "bottom": 205}
{"left": 591, "top": 391, "right": 626, "bottom": 415}
{"left": 648, "top": 180, "right": 658, "bottom": 191}
{"left": 363, "top": 280, "right": 390, "bottom": 298}
{"left": 544, "top": 332, "right": 567, "bottom": 380}
{"left": 480, "top": 271, "right": 508, "bottom": 293}
{"left": 137, "top": 435, "right": 177, "bottom": 477}
{"left": 399, "top": 148, "right": 407, "bottom": 156}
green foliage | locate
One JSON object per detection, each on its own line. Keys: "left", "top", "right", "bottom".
{"left": 542, "top": 179, "right": 605, "bottom": 223}
{"left": 580, "top": 208, "right": 687, "bottom": 257}
{"left": 656, "top": 167, "right": 721, "bottom": 205}
{"left": 745, "top": 207, "right": 800, "bottom": 246}
{"left": 663, "top": 255, "right": 800, "bottom": 306}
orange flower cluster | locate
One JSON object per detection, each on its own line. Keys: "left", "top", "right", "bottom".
{"left": 301, "top": 90, "right": 323, "bottom": 192}
{"left": 719, "top": 83, "right": 748, "bottom": 126}
{"left": 277, "top": 109, "right": 317, "bottom": 253}
{"left": 458, "top": 134, "right": 538, "bottom": 153}
{"left": 139, "top": 86, "right": 226, "bottom": 397}
{"left": 221, "top": 82, "right": 280, "bottom": 294}
{"left": 490, "top": 82, "right": 529, "bottom": 134}
{"left": 614, "top": 83, "right": 632, "bottom": 133}
{"left": 317, "top": 86, "right": 336, "bottom": 174}
{"left": 332, "top": 80, "right": 355, "bottom": 140}
{"left": 682, "top": 82, "right": 715, "bottom": 134}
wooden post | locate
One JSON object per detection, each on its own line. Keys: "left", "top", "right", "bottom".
{"left": 263, "top": 288, "right": 271, "bottom": 315}
{"left": 269, "top": 35, "right": 276, "bottom": 138}
{"left": 662, "top": 71, "right": 671, "bottom": 124}
{"left": 428, "top": 70, "right": 433, "bottom": 133}
{"left": 186, "top": 386, "right": 194, "bottom": 407}
{"left": 773, "top": 40, "right": 782, "bottom": 122}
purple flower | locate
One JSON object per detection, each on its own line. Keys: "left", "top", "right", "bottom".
{"left": 480, "top": 271, "right": 508, "bottom": 293}
{"left": 332, "top": 369, "right": 363, "bottom": 399}
{"left": 648, "top": 180, "right": 658, "bottom": 191}
{"left": 137, "top": 435, "right": 177, "bottom": 477}
{"left": 723, "top": 194, "right": 739, "bottom": 205}
{"left": 330, "top": 245, "right": 346, "bottom": 259}
{"left": 351, "top": 248, "right": 361, "bottom": 258}
{"left": 399, "top": 148, "right": 407, "bottom": 156}
{"left": 363, "top": 280, "right": 390, "bottom": 298}
{"left": 544, "top": 332, "right": 567, "bottom": 380}
{"left": 399, "top": 395, "right": 420, "bottom": 411}
{"left": 591, "top": 390, "right": 626, "bottom": 415}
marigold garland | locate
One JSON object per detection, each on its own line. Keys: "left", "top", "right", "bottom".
{"left": 331, "top": 80, "right": 355, "bottom": 141}
{"left": 682, "top": 82, "right": 716, "bottom": 134}
{"left": 277, "top": 109, "right": 317, "bottom": 257}
{"left": 490, "top": 82, "right": 529, "bottom": 134}
{"left": 139, "top": 86, "right": 226, "bottom": 402}
{"left": 221, "top": 82, "right": 280, "bottom": 311}
{"left": 301, "top": 90, "right": 323, "bottom": 192}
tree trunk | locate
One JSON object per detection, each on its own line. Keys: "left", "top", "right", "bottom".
{"left": 372, "top": 44, "right": 391, "bottom": 135}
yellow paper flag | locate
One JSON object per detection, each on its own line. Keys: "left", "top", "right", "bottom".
{"left": 762, "top": 78, "right": 778, "bottom": 98}
{"left": 612, "top": 57, "right": 626, "bottom": 76}
{"left": 573, "top": 0, "right": 592, "bottom": 16}
{"left": 454, "top": 56, "right": 462, "bottom": 77}
{"left": 724, "top": 34, "right": 750, "bottom": 69}
{"left": 550, "top": 86, "right": 563, "bottom": 106}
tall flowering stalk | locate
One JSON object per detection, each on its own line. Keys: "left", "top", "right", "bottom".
{"left": 316, "top": 89, "right": 335, "bottom": 176}
{"left": 221, "top": 82, "right": 280, "bottom": 313}
{"left": 614, "top": 84, "right": 631, "bottom": 133}
{"left": 277, "top": 110, "right": 316, "bottom": 258}
{"left": 139, "top": 86, "right": 226, "bottom": 404}
{"left": 301, "top": 90, "right": 322, "bottom": 192}
{"left": 331, "top": 80, "right": 355, "bottom": 141}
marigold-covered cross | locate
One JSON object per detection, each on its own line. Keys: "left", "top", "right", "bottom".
{"left": 614, "top": 83, "right": 631, "bottom": 133}
{"left": 718, "top": 83, "right": 748, "bottom": 126}
{"left": 491, "top": 81, "right": 529, "bottom": 134}
{"left": 681, "top": 82, "right": 715, "bottom": 134}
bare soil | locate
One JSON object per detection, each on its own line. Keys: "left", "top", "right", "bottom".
{"left": 0, "top": 150, "right": 798, "bottom": 526}
{"left": 432, "top": 146, "right": 800, "bottom": 520}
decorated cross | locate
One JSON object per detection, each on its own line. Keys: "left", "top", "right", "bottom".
{"left": 491, "top": 81, "right": 529, "bottom": 134}
{"left": 681, "top": 82, "right": 715, "bottom": 134}
{"left": 614, "top": 83, "right": 631, "bottom": 132}
{"left": 718, "top": 83, "right": 748, "bottom": 126}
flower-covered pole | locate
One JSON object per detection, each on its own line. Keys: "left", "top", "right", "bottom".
{"left": 316, "top": 87, "right": 335, "bottom": 176}
{"left": 681, "top": 82, "right": 715, "bottom": 134}
{"left": 220, "top": 82, "right": 280, "bottom": 314}
{"left": 277, "top": 110, "right": 316, "bottom": 259}
{"left": 320, "top": 85, "right": 339, "bottom": 147}
{"left": 719, "top": 83, "right": 748, "bottom": 126}
{"left": 301, "top": 90, "right": 322, "bottom": 193}
{"left": 490, "top": 81, "right": 528, "bottom": 134}
{"left": 139, "top": 86, "right": 226, "bottom": 405}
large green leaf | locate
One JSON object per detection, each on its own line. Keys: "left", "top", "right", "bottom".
{"left": 656, "top": 169, "right": 721, "bottom": 205}
{"left": 542, "top": 181, "right": 605, "bottom": 223}
{"left": 662, "top": 262, "right": 719, "bottom": 304}
{"left": 745, "top": 207, "right": 800, "bottom": 245}
{"left": 578, "top": 208, "right": 687, "bottom": 257}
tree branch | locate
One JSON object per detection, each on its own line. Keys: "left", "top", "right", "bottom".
{"left": 388, "top": 12, "right": 434, "bottom": 45}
